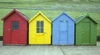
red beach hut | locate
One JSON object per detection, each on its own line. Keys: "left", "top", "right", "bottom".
{"left": 1, "top": 9, "right": 29, "bottom": 45}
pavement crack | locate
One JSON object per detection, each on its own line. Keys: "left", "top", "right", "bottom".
{"left": 59, "top": 46, "right": 65, "bottom": 55}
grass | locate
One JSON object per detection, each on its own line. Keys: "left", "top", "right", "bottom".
{"left": 0, "top": 0, "right": 51, "bottom": 2}
{"left": 0, "top": 9, "right": 100, "bottom": 36}
{"left": 0, "top": 0, "right": 100, "bottom": 36}
{"left": 0, "top": 0, "right": 100, "bottom": 2}
{"left": 0, "top": 1, "right": 100, "bottom": 13}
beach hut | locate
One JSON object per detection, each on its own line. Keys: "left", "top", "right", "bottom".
{"left": 52, "top": 12, "right": 75, "bottom": 45}
{"left": 28, "top": 11, "right": 51, "bottom": 44}
{"left": 75, "top": 13, "right": 98, "bottom": 45}
{"left": 1, "top": 9, "right": 29, "bottom": 45}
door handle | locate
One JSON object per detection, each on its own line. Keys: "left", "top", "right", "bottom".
{"left": 44, "top": 32, "right": 47, "bottom": 34}
{"left": 43, "top": 32, "right": 47, "bottom": 35}
{"left": 56, "top": 36, "right": 59, "bottom": 37}
{"left": 8, "top": 29, "right": 12, "bottom": 31}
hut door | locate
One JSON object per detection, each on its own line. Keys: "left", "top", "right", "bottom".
{"left": 11, "top": 22, "right": 19, "bottom": 44}
{"left": 82, "top": 22, "right": 90, "bottom": 44}
{"left": 36, "top": 21, "right": 44, "bottom": 44}
{"left": 59, "top": 21, "right": 68, "bottom": 45}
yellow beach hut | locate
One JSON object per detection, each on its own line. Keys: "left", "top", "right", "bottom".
{"left": 28, "top": 11, "right": 51, "bottom": 44}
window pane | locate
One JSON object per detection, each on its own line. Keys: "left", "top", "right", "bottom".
{"left": 41, "top": 28, "right": 43, "bottom": 33}
{"left": 37, "top": 28, "right": 39, "bottom": 33}
{"left": 41, "top": 21, "right": 44, "bottom": 27}
{"left": 37, "top": 21, "right": 39, "bottom": 27}
{"left": 12, "top": 22, "right": 19, "bottom": 30}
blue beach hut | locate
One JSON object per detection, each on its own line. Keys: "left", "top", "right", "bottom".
{"left": 52, "top": 12, "right": 75, "bottom": 45}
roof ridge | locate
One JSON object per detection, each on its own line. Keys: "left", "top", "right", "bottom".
{"left": 28, "top": 11, "right": 51, "bottom": 23}
{"left": 75, "top": 13, "right": 98, "bottom": 24}
{"left": 52, "top": 12, "right": 75, "bottom": 22}
{"left": 75, "top": 14, "right": 86, "bottom": 22}
{"left": 1, "top": 9, "right": 29, "bottom": 21}
{"left": 18, "top": 11, "right": 30, "bottom": 20}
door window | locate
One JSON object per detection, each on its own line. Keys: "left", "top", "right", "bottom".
{"left": 37, "top": 21, "right": 44, "bottom": 33}
{"left": 12, "top": 22, "right": 19, "bottom": 30}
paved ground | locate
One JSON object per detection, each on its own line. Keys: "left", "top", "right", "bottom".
{"left": 0, "top": 41, "right": 100, "bottom": 55}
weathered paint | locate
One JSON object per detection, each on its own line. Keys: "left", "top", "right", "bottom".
{"left": 1, "top": 9, "right": 29, "bottom": 44}
{"left": 52, "top": 12, "right": 75, "bottom": 45}
{"left": 75, "top": 13, "right": 98, "bottom": 45}
{"left": 29, "top": 11, "right": 51, "bottom": 44}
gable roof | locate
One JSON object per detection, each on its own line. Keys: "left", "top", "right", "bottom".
{"left": 28, "top": 11, "right": 51, "bottom": 23}
{"left": 1, "top": 9, "right": 29, "bottom": 21}
{"left": 52, "top": 12, "right": 75, "bottom": 22}
{"left": 18, "top": 11, "right": 30, "bottom": 20}
{"left": 75, "top": 13, "right": 98, "bottom": 24}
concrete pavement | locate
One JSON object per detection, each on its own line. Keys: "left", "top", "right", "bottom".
{"left": 0, "top": 41, "right": 100, "bottom": 55}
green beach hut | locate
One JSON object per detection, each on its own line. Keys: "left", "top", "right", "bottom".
{"left": 75, "top": 13, "right": 98, "bottom": 45}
